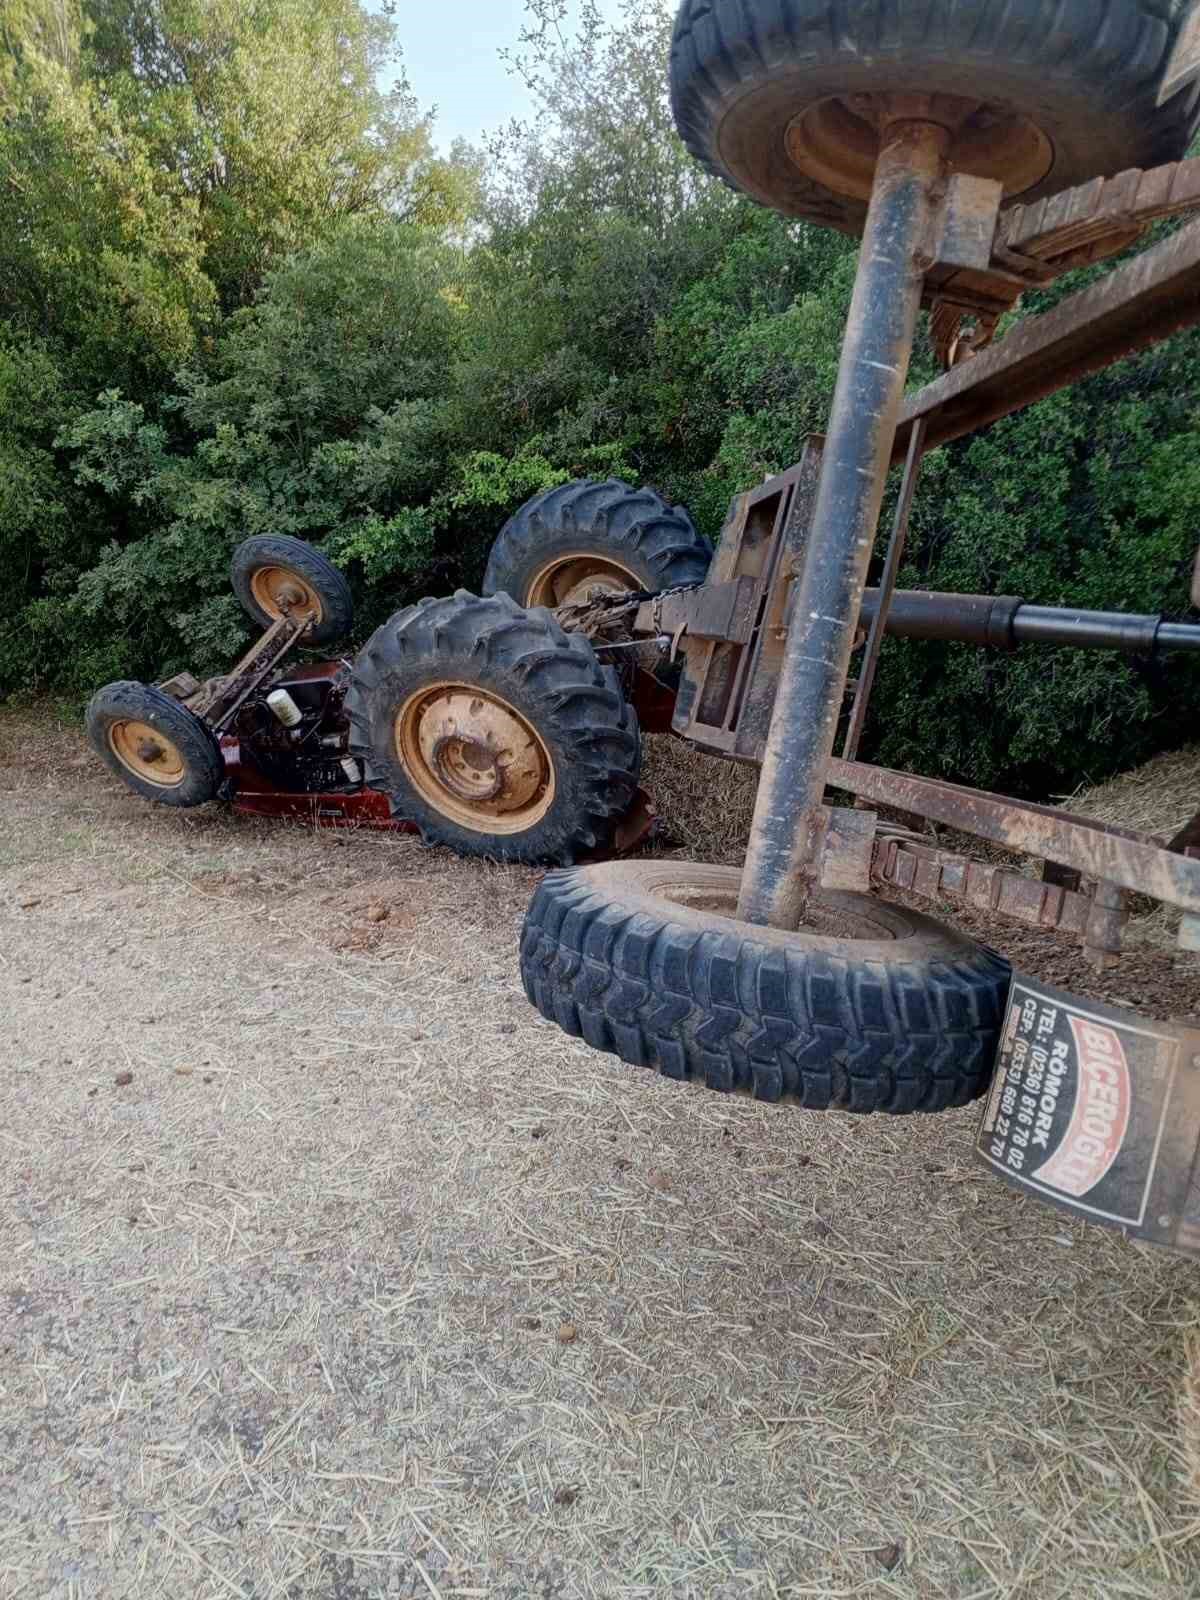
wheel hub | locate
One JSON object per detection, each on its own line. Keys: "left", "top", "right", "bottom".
{"left": 430, "top": 734, "right": 505, "bottom": 804}
{"left": 527, "top": 552, "right": 642, "bottom": 608}
{"left": 109, "top": 719, "right": 187, "bottom": 788}
{"left": 396, "top": 683, "right": 555, "bottom": 834}
{"left": 249, "top": 565, "right": 323, "bottom": 626}
{"left": 786, "top": 91, "right": 1053, "bottom": 203}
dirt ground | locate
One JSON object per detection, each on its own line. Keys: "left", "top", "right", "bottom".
{"left": 3, "top": 709, "right": 1200, "bottom": 1600}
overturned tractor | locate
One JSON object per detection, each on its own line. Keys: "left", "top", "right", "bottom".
{"left": 89, "top": 0, "right": 1200, "bottom": 1252}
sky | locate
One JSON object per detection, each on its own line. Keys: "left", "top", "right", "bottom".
{"left": 385, "top": 1, "right": 625, "bottom": 150}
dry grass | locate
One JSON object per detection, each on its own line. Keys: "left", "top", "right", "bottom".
{"left": 1068, "top": 743, "right": 1200, "bottom": 841}
{"left": 642, "top": 736, "right": 758, "bottom": 864}
{"left": 3, "top": 706, "right": 1200, "bottom": 1598}
{"left": 1069, "top": 743, "right": 1200, "bottom": 951}
{"left": 1180, "top": 1336, "right": 1200, "bottom": 1514}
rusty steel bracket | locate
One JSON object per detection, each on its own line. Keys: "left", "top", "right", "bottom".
{"left": 871, "top": 831, "right": 1095, "bottom": 937}
{"left": 897, "top": 209, "right": 1200, "bottom": 459}
{"left": 159, "top": 670, "right": 203, "bottom": 702}
{"left": 638, "top": 575, "right": 759, "bottom": 646}
{"left": 927, "top": 157, "right": 1200, "bottom": 366}
{"left": 817, "top": 806, "right": 878, "bottom": 892}
{"left": 670, "top": 448, "right": 824, "bottom": 763}
{"left": 828, "top": 757, "right": 1200, "bottom": 919}
{"left": 185, "top": 612, "right": 310, "bottom": 729}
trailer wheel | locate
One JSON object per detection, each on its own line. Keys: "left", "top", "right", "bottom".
{"left": 346, "top": 592, "right": 641, "bottom": 864}
{"left": 670, "top": 0, "right": 1200, "bottom": 230}
{"left": 87, "top": 681, "right": 223, "bottom": 808}
{"left": 521, "top": 860, "right": 1011, "bottom": 1114}
{"left": 231, "top": 535, "right": 354, "bottom": 645}
{"left": 483, "top": 480, "right": 712, "bottom": 608}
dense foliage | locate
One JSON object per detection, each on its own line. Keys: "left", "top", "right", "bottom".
{"left": 2, "top": 0, "right": 1198, "bottom": 795}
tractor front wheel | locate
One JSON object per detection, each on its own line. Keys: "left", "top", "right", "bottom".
{"left": 87, "top": 682, "right": 223, "bottom": 808}
{"left": 231, "top": 535, "right": 354, "bottom": 646}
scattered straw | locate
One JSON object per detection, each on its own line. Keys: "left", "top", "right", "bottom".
{"left": 642, "top": 734, "right": 758, "bottom": 863}
{"left": 1068, "top": 743, "right": 1200, "bottom": 841}
{"left": 1180, "top": 1333, "right": 1200, "bottom": 1513}
{"left": 3, "top": 703, "right": 1200, "bottom": 1598}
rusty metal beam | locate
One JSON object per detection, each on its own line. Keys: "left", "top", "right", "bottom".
{"left": 842, "top": 418, "right": 926, "bottom": 761}
{"left": 872, "top": 833, "right": 1093, "bottom": 936}
{"left": 738, "top": 117, "right": 949, "bottom": 931}
{"left": 897, "top": 214, "right": 1200, "bottom": 458}
{"left": 827, "top": 758, "right": 1200, "bottom": 914}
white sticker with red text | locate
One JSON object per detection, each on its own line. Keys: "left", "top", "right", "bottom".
{"left": 978, "top": 981, "right": 1176, "bottom": 1227}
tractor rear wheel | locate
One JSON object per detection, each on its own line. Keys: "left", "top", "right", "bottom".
{"left": 670, "top": 0, "right": 1200, "bottom": 230}
{"left": 87, "top": 681, "right": 223, "bottom": 808}
{"left": 521, "top": 860, "right": 1011, "bottom": 1114}
{"left": 483, "top": 479, "right": 711, "bottom": 608}
{"left": 346, "top": 592, "right": 641, "bottom": 864}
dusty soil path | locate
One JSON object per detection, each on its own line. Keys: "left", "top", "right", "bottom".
{"left": 2, "top": 710, "right": 1199, "bottom": 1600}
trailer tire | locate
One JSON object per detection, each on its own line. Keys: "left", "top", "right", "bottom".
{"left": 521, "top": 860, "right": 1011, "bottom": 1114}
{"left": 483, "top": 479, "right": 712, "bottom": 608}
{"left": 231, "top": 535, "right": 354, "bottom": 645}
{"left": 87, "top": 681, "right": 223, "bottom": 808}
{"left": 346, "top": 592, "right": 641, "bottom": 864}
{"left": 670, "top": 0, "right": 1200, "bottom": 230}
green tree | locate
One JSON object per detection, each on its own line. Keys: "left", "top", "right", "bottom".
{"left": 54, "top": 223, "right": 464, "bottom": 687}
{"left": 83, "top": 0, "right": 480, "bottom": 304}
{"left": 0, "top": 17, "right": 214, "bottom": 396}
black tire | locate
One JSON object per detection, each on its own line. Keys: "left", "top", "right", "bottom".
{"left": 521, "top": 860, "right": 1012, "bottom": 1114}
{"left": 483, "top": 480, "right": 712, "bottom": 608}
{"left": 87, "top": 681, "right": 223, "bottom": 809}
{"left": 230, "top": 534, "right": 354, "bottom": 645}
{"left": 670, "top": 0, "right": 1200, "bottom": 231}
{"left": 346, "top": 591, "right": 642, "bottom": 864}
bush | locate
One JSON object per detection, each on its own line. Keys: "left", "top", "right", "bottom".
{"left": 52, "top": 224, "right": 466, "bottom": 684}
{"left": 866, "top": 336, "right": 1200, "bottom": 795}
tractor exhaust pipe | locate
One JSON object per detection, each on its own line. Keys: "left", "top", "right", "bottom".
{"left": 858, "top": 589, "right": 1200, "bottom": 655}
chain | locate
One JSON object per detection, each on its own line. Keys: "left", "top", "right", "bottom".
{"left": 553, "top": 580, "right": 703, "bottom": 639}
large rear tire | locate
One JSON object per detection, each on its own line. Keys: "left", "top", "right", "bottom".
{"left": 521, "top": 860, "right": 1011, "bottom": 1114}
{"left": 670, "top": 0, "right": 1200, "bottom": 230}
{"left": 346, "top": 592, "right": 642, "bottom": 864}
{"left": 483, "top": 480, "right": 712, "bottom": 608}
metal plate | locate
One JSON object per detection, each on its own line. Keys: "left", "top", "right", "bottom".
{"left": 976, "top": 976, "right": 1200, "bottom": 1254}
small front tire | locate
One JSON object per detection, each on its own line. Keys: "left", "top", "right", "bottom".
{"left": 231, "top": 535, "right": 354, "bottom": 645}
{"left": 87, "top": 682, "right": 224, "bottom": 808}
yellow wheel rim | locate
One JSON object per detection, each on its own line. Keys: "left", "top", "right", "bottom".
{"left": 526, "top": 551, "right": 642, "bottom": 608}
{"left": 249, "top": 565, "right": 323, "bottom": 626}
{"left": 108, "top": 720, "right": 187, "bottom": 788}
{"left": 396, "top": 681, "right": 555, "bottom": 835}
